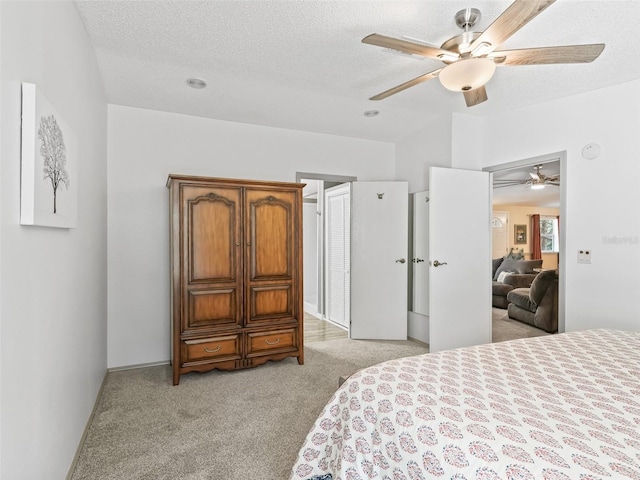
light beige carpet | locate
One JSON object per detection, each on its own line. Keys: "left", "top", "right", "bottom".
{"left": 70, "top": 338, "right": 428, "bottom": 480}
{"left": 70, "top": 315, "right": 549, "bottom": 479}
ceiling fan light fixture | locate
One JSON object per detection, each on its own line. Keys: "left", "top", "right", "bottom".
{"left": 438, "top": 57, "right": 496, "bottom": 92}
{"left": 531, "top": 183, "right": 545, "bottom": 190}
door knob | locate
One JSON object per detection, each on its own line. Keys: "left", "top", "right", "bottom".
{"left": 395, "top": 258, "right": 406, "bottom": 263}
{"left": 412, "top": 258, "right": 424, "bottom": 263}
{"left": 432, "top": 260, "right": 448, "bottom": 267}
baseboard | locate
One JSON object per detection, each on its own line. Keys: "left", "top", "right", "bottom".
{"left": 303, "top": 302, "right": 321, "bottom": 318}
{"left": 108, "top": 360, "right": 169, "bottom": 372}
{"left": 65, "top": 371, "right": 108, "bottom": 480}
{"left": 408, "top": 336, "right": 429, "bottom": 348}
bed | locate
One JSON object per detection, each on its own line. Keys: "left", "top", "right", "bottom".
{"left": 291, "top": 329, "right": 640, "bottom": 480}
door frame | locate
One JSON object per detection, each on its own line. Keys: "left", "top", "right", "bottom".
{"left": 483, "top": 150, "right": 567, "bottom": 333}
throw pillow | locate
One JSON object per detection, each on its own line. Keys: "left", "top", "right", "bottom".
{"left": 497, "top": 271, "right": 513, "bottom": 283}
{"left": 493, "top": 258, "right": 543, "bottom": 280}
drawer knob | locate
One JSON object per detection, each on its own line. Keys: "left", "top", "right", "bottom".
{"left": 265, "top": 338, "right": 280, "bottom": 345}
{"left": 204, "top": 345, "right": 222, "bottom": 353}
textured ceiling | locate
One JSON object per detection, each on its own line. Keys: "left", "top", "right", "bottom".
{"left": 75, "top": 1, "right": 640, "bottom": 142}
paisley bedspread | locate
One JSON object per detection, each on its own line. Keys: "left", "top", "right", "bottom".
{"left": 291, "top": 329, "right": 640, "bottom": 480}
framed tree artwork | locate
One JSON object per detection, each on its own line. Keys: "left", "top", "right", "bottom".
{"left": 20, "top": 83, "right": 77, "bottom": 228}
{"left": 514, "top": 224, "right": 527, "bottom": 245}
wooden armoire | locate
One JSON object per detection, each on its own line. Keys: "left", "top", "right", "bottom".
{"left": 167, "top": 175, "right": 304, "bottom": 385}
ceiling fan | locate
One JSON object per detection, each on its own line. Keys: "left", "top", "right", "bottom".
{"left": 362, "top": 0, "right": 605, "bottom": 107}
{"left": 494, "top": 164, "right": 560, "bottom": 190}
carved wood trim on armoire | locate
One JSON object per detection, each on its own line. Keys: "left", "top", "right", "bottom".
{"left": 167, "top": 175, "right": 304, "bottom": 385}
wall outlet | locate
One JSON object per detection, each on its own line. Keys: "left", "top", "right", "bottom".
{"left": 577, "top": 250, "right": 591, "bottom": 264}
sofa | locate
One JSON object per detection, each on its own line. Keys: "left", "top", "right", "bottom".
{"left": 492, "top": 257, "right": 543, "bottom": 308}
{"left": 507, "top": 269, "right": 559, "bottom": 333}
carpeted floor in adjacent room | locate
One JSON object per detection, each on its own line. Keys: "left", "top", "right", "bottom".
{"left": 492, "top": 307, "right": 550, "bottom": 342}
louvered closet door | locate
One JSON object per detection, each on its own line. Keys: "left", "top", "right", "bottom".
{"left": 244, "top": 187, "right": 299, "bottom": 326}
{"left": 325, "top": 184, "right": 350, "bottom": 329}
{"left": 182, "top": 185, "right": 243, "bottom": 334}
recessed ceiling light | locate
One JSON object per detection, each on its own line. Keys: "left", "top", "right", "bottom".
{"left": 187, "top": 77, "right": 207, "bottom": 89}
{"left": 364, "top": 110, "right": 379, "bottom": 117}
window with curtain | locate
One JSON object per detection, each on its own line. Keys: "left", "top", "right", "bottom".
{"left": 540, "top": 216, "right": 559, "bottom": 253}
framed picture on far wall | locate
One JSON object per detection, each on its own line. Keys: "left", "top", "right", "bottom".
{"left": 514, "top": 224, "right": 527, "bottom": 244}
{"left": 20, "top": 82, "right": 78, "bottom": 228}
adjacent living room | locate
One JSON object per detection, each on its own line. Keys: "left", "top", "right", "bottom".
{"left": 491, "top": 161, "right": 560, "bottom": 340}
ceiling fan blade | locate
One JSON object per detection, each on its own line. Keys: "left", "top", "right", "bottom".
{"left": 493, "top": 182, "right": 526, "bottom": 189}
{"left": 369, "top": 68, "right": 442, "bottom": 101}
{"left": 529, "top": 172, "right": 540, "bottom": 181}
{"left": 469, "top": 0, "right": 555, "bottom": 55}
{"left": 463, "top": 86, "right": 488, "bottom": 107}
{"left": 494, "top": 179, "right": 527, "bottom": 185}
{"left": 362, "top": 33, "right": 456, "bottom": 60}
{"left": 492, "top": 44, "right": 605, "bottom": 65}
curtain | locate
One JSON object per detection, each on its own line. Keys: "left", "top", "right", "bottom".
{"left": 531, "top": 214, "right": 542, "bottom": 260}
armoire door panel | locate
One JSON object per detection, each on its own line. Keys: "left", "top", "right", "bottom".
{"left": 184, "top": 185, "right": 241, "bottom": 284}
{"left": 245, "top": 189, "right": 295, "bottom": 281}
{"left": 186, "top": 288, "right": 241, "bottom": 330}
{"left": 247, "top": 285, "right": 293, "bottom": 323}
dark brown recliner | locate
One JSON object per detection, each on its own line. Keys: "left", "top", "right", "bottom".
{"left": 492, "top": 258, "right": 542, "bottom": 309}
{"left": 507, "top": 270, "right": 559, "bottom": 333}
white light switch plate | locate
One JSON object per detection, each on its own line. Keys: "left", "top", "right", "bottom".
{"left": 577, "top": 250, "right": 591, "bottom": 264}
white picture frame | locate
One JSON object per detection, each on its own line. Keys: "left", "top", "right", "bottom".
{"left": 20, "top": 82, "right": 78, "bottom": 228}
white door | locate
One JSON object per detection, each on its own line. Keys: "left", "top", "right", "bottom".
{"left": 350, "top": 181, "right": 408, "bottom": 340}
{"left": 325, "top": 184, "right": 350, "bottom": 328}
{"left": 429, "top": 167, "right": 491, "bottom": 352}
{"left": 412, "top": 190, "right": 430, "bottom": 316}
{"left": 492, "top": 211, "right": 509, "bottom": 258}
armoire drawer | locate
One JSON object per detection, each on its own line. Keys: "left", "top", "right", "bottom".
{"left": 183, "top": 334, "right": 241, "bottom": 363}
{"left": 246, "top": 328, "right": 297, "bottom": 356}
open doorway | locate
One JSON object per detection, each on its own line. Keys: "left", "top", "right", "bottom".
{"left": 297, "top": 173, "right": 410, "bottom": 342}
{"left": 297, "top": 172, "right": 356, "bottom": 337}
{"left": 485, "top": 151, "right": 565, "bottom": 339}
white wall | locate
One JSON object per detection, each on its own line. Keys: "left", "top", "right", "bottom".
{"left": 0, "top": 2, "right": 107, "bottom": 479}
{"left": 107, "top": 105, "right": 395, "bottom": 368}
{"left": 395, "top": 116, "right": 453, "bottom": 193}
{"left": 453, "top": 80, "right": 640, "bottom": 332}
{"left": 450, "top": 114, "right": 485, "bottom": 170}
